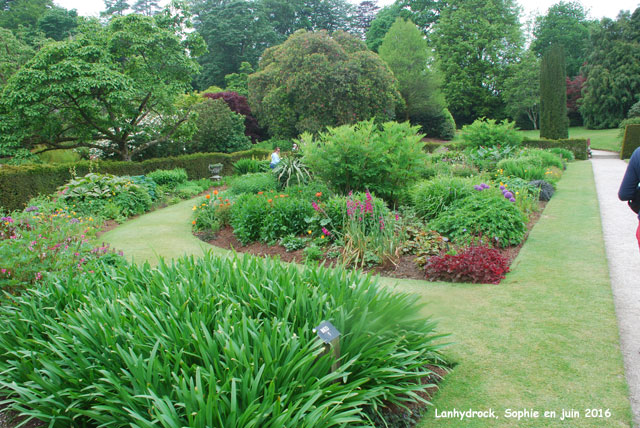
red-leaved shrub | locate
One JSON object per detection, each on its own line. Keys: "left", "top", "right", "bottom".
{"left": 423, "top": 245, "right": 510, "bottom": 284}
{"left": 203, "top": 91, "right": 264, "bottom": 142}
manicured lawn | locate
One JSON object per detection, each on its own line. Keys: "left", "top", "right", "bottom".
{"left": 102, "top": 161, "right": 631, "bottom": 427}
{"left": 100, "top": 197, "right": 228, "bottom": 265}
{"left": 520, "top": 127, "right": 622, "bottom": 152}
{"left": 395, "top": 160, "right": 630, "bottom": 427}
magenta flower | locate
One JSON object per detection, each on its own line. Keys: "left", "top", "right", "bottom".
{"left": 35, "top": 272, "right": 42, "bottom": 281}
{"left": 312, "top": 201, "right": 320, "bottom": 211}
{"left": 321, "top": 227, "right": 331, "bottom": 236}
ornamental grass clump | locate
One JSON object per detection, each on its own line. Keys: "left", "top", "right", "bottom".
{"left": 0, "top": 253, "right": 449, "bottom": 426}
{"left": 410, "top": 177, "right": 475, "bottom": 220}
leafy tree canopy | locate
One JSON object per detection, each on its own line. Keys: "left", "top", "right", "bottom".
{"left": 432, "top": 0, "right": 524, "bottom": 125}
{"left": 580, "top": 9, "right": 640, "bottom": 129}
{"left": 102, "top": 0, "right": 130, "bottom": 18}
{"left": 190, "top": 0, "right": 355, "bottom": 89}
{"left": 248, "top": 29, "right": 401, "bottom": 138}
{"left": 531, "top": 1, "right": 593, "bottom": 77}
{"left": 365, "top": 0, "right": 445, "bottom": 52}
{"left": 0, "top": 27, "right": 33, "bottom": 87}
{"left": 224, "top": 61, "right": 254, "bottom": 97}
{"left": 503, "top": 49, "right": 540, "bottom": 129}
{"left": 0, "top": 0, "right": 51, "bottom": 31}
{"left": 379, "top": 17, "right": 452, "bottom": 138}
{"left": 132, "top": 0, "right": 160, "bottom": 16}
{"left": 1, "top": 13, "right": 205, "bottom": 161}
{"left": 36, "top": 6, "right": 78, "bottom": 40}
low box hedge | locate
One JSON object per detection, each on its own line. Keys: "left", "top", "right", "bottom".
{"left": 620, "top": 124, "right": 640, "bottom": 159}
{"left": 0, "top": 148, "right": 270, "bottom": 212}
{"left": 522, "top": 137, "right": 588, "bottom": 160}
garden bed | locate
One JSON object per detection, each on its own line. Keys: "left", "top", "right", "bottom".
{"left": 195, "top": 202, "right": 545, "bottom": 281}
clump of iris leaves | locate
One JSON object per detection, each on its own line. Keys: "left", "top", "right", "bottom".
{"left": 0, "top": 252, "right": 449, "bottom": 427}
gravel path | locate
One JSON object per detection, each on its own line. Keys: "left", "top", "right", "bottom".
{"left": 591, "top": 150, "right": 640, "bottom": 427}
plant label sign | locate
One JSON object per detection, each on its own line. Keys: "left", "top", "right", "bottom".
{"left": 314, "top": 321, "right": 340, "bottom": 344}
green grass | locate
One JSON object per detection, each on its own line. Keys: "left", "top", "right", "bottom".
{"left": 102, "top": 162, "right": 632, "bottom": 427}
{"left": 390, "top": 161, "right": 630, "bottom": 427}
{"left": 100, "top": 197, "right": 227, "bottom": 265}
{"left": 519, "top": 126, "right": 622, "bottom": 152}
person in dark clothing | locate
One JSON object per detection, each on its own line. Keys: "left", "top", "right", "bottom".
{"left": 618, "top": 146, "right": 640, "bottom": 250}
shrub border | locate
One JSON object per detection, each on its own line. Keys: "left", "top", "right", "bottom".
{"left": 0, "top": 149, "right": 271, "bottom": 211}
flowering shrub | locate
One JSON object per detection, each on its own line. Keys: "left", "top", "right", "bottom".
{"left": 429, "top": 192, "right": 527, "bottom": 248}
{"left": 496, "top": 157, "right": 554, "bottom": 182}
{"left": 335, "top": 191, "right": 404, "bottom": 268}
{"left": 229, "top": 191, "right": 314, "bottom": 244}
{"left": 193, "top": 190, "right": 233, "bottom": 233}
{"left": 0, "top": 205, "right": 124, "bottom": 288}
{"left": 423, "top": 245, "right": 510, "bottom": 284}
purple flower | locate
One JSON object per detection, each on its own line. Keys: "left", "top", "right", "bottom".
{"left": 504, "top": 191, "right": 514, "bottom": 199}
{"left": 509, "top": 197, "right": 516, "bottom": 202}
{"left": 480, "top": 183, "right": 490, "bottom": 189}
{"left": 474, "top": 185, "right": 483, "bottom": 191}
{"left": 25, "top": 206, "right": 38, "bottom": 213}
{"left": 1, "top": 217, "right": 13, "bottom": 223}
{"left": 70, "top": 218, "right": 80, "bottom": 224}
{"left": 500, "top": 185, "right": 505, "bottom": 191}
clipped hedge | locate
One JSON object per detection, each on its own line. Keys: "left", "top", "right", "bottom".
{"left": 522, "top": 138, "right": 588, "bottom": 160}
{"left": 621, "top": 124, "right": 640, "bottom": 159}
{"left": 0, "top": 148, "right": 270, "bottom": 211}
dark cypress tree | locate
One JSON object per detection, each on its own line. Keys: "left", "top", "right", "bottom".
{"left": 540, "top": 44, "right": 569, "bottom": 139}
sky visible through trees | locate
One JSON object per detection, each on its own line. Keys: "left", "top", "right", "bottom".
{"left": 54, "top": 0, "right": 639, "bottom": 20}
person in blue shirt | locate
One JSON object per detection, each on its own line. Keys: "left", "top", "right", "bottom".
{"left": 270, "top": 147, "right": 281, "bottom": 169}
{"left": 618, "top": 146, "right": 640, "bottom": 250}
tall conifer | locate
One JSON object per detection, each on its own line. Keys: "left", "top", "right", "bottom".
{"left": 540, "top": 44, "right": 569, "bottom": 139}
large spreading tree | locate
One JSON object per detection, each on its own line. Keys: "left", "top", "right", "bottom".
{"left": 0, "top": 14, "right": 205, "bottom": 161}
{"left": 531, "top": 1, "right": 593, "bottom": 78}
{"left": 190, "top": 0, "right": 355, "bottom": 89}
{"left": 432, "top": 0, "right": 524, "bottom": 125}
{"left": 502, "top": 50, "right": 540, "bottom": 129}
{"left": 580, "top": 9, "right": 640, "bottom": 129}
{"left": 248, "top": 29, "right": 401, "bottom": 138}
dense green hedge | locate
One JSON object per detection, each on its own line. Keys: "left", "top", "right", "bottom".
{"left": 0, "top": 149, "right": 270, "bottom": 211}
{"left": 522, "top": 138, "right": 588, "bottom": 160}
{"left": 620, "top": 124, "right": 640, "bottom": 159}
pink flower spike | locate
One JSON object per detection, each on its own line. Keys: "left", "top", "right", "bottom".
{"left": 312, "top": 201, "right": 320, "bottom": 211}
{"left": 1, "top": 269, "right": 5, "bottom": 274}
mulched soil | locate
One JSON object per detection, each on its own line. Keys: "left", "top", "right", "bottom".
{"left": 197, "top": 202, "right": 547, "bottom": 281}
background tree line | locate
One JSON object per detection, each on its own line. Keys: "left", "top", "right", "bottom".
{"left": 1, "top": 0, "right": 639, "bottom": 162}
